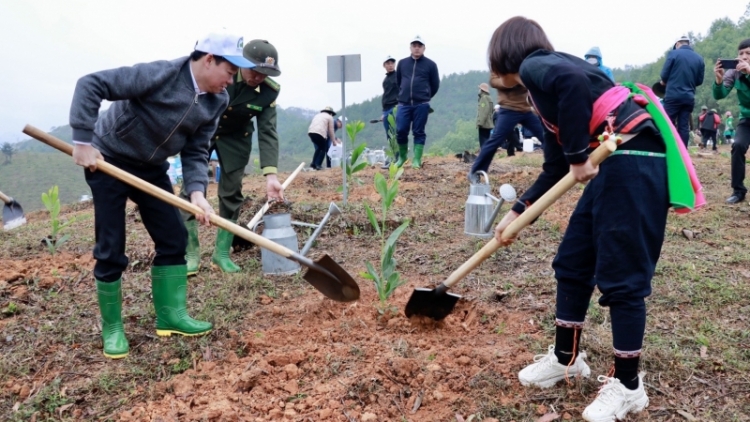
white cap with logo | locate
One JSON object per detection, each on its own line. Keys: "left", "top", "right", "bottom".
{"left": 410, "top": 35, "right": 425, "bottom": 45}
{"left": 383, "top": 55, "right": 396, "bottom": 64}
{"left": 195, "top": 30, "right": 256, "bottom": 69}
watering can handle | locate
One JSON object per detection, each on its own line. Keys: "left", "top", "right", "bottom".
{"left": 443, "top": 141, "right": 617, "bottom": 290}
{"left": 469, "top": 170, "right": 489, "bottom": 185}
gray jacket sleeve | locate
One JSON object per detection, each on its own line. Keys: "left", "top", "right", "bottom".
{"left": 181, "top": 109, "right": 223, "bottom": 195}
{"left": 69, "top": 60, "right": 178, "bottom": 142}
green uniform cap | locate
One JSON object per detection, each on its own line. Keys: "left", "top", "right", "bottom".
{"left": 243, "top": 39, "right": 281, "bottom": 77}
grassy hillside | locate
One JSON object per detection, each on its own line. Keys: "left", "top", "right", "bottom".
{"left": 0, "top": 152, "right": 89, "bottom": 213}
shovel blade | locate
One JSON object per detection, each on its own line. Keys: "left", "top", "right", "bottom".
{"left": 404, "top": 286, "right": 462, "bottom": 321}
{"left": 2, "top": 200, "right": 26, "bottom": 230}
{"left": 303, "top": 254, "right": 360, "bottom": 302}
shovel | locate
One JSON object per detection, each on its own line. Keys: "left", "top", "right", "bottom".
{"left": 23, "top": 124, "right": 360, "bottom": 303}
{"left": 0, "top": 190, "right": 26, "bottom": 230}
{"left": 404, "top": 141, "right": 617, "bottom": 320}
{"left": 245, "top": 161, "right": 305, "bottom": 230}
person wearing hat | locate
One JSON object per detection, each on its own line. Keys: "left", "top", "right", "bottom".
{"left": 476, "top": 83, "right": 495, "bottom": 148}
{"left": 380, "top": 55, "right": 399, "bottom": 168}
{"left": 584, "top": 46, "right": 614, "bottom": 82}
{"left": 181, "top": 39, "right": 284, "bottom": 275}
{"left": 698, "top": 106, "right": 721, "bottom": 151}
{"left": 308, "top": 107, "right": 338, "bottom": 170}
{"left": 659, "top": 35, "right": 705, "bottom": 147}
{"left": 69, "top": 30, "right": 256, "bottom": 359}
{"left": 395, "top": 35, "right": 440, "bottom": 169}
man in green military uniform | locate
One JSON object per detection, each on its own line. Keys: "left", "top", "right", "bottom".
{"left": 182, "top": 39, "right": 284, "bottom": 274}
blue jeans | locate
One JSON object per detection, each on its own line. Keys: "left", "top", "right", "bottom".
{"left": 308, "top": 133, "right": 328, "bottom": 169}
{"left": 471, "top": 109, "right": 545, "bottom": 174}
{"left": 662, "top": 99, "right": 694, "bottom": 147}
{"left": 396, "top": 103, "right": 430, "bottom": 145}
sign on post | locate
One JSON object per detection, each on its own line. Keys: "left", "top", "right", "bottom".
{"left": 327, "top": 54, "right": 361, "bottom": 206}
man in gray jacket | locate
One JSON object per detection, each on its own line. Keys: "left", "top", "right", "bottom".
{"left": 69, "top": 30, "right": 255, "bottom": 359}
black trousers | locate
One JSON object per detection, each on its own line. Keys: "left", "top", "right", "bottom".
{"left": 85, "top": 156, "right": 187, "bottom": 282}
{"left": 553, "top": 146, "right": 669, "bottom": 352}
{"left": 700, "top": 129, "right": 717, "bottom": 149}
{"left": 731, "top": 118, "right": 750, "bottom": 196}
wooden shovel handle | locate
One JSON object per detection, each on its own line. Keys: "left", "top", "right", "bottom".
{"left": 22, "top": 124, "right": 299, "bottom": 259}
{"left": 0, "top": 191, "right": 10, "bottom": 204}
{"left": 245, "top": 161, "right": 305, "bottom": 230}
{"left": 442, "top": 141, "right": 617, "bottom": 289}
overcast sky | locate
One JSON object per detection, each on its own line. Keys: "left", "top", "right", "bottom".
{"left": 2, "top": 0, "right": 749, "bottom": 143}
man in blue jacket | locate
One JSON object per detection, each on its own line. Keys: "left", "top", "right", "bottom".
{"left": 395, "top": 35, "right": 440, "bottom": 169}
{"left": 659, "top": 35, "right": 705, "bottom": 146}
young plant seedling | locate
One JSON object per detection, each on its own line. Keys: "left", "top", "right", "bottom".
{"left": 361, "top": 164, "right": 410, "bottom": 309}
{"left": 41, "top": 185, "right": 76, "bottom": 255}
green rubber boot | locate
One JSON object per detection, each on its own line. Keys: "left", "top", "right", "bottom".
{"left": 151, "top": 265, "right": 212, "bottom": 337}
{"left": 185, "top": 220, "right": 200, "bottom": 276}
{"left": 211, "top": 224, "right": 241, "bottom": 273}
{"left": 395, "top": 144, "right": 409, "bottom": 168}
{"left": 412, "top": 144, "right": 424, "bottom": 169}
{"left": 96, "top": 279, "right": 129, "bottom": 359}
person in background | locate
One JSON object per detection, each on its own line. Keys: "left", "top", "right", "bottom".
{"left": 308, "top": 107, "right": 337, "bottom": 170}
{"left": 325, "top": 119, "right": 342, "bottom": 168}
{"left": 395, "top": 35, "right": 440, "bottom": 169}
{"left": 724, "top": 110, "right": 735, "bottom": 143}
{"left": 381, "top": 55, "right": 399, "bottom": 168}
{"left": 659, "top": 35, "right": 705, "bottom": 146}
{"left": 713, "top": 39, "right": 750, "bottom": 204}
{"left": 698, "top": 107, "right": 721, "bottom": 151}
{"left": 584, "top": 46, "right": 614, "bottom": 81}
{"left": 470, "top": 72, "right": 544, "bottom": 175}
{"left": 69, "top": 30, "right": 256, "bottom": 359}
{"left": 476, "top": 83, "right": 494, "bottom": 148}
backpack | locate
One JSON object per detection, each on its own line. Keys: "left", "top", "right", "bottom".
{"left": 700, "top": 112, "right": 716, "bottom": 130}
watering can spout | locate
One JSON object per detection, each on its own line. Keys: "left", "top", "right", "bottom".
{"left": 300, "top": 202, "right": 341, "bottom": 256}
{"left": 482, "top": 184, "right": 518, "bottom": 233}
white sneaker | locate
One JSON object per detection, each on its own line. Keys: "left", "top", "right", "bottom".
{"left": 518, "top": 345, "right": 591, "bottom": 388}
{"left": 582, "top": 374, "right": 649, "bottom": 422}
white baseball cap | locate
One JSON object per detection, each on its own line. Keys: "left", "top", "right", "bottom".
{"left": 195, "top": 30, "right": 255, "bottom": 69}
{"left": 410, "top": 35, "right": 425, "bottom": 45}
{"left": 383, "top": 55, "right": 396, "bottom": 64}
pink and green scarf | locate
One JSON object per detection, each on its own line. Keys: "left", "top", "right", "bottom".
{"left": 592, "top": 82, "right": 705, "bottom": 213}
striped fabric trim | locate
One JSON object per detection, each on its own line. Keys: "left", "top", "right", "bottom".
{"left": 555, "top": 318, "right": 584, "bottom": 329}
{"left": 614, "top": 348, "right": 642, "bottom": 358}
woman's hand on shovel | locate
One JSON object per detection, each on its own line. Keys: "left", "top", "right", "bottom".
{"left": 73, "top": 143, "right": 104, "bottom": 171}
{"left": 494, "top": 210, "right": 520, "bottom": 246}
{"left": 190, "top": 191, "right": 214, "bottom": 225}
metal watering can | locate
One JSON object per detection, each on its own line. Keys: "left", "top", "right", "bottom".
{"left": 464, "top": 171, "right": 517, "bottom": 238}
{"left": 253, "top": 202, "right": 342, "bottom": 275}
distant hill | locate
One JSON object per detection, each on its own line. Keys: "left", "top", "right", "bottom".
{"left": 0, "top": 151, "right": 89, "bottom": 213}
{"left": 15, "top": 10, "right": 750, "bottom": 213}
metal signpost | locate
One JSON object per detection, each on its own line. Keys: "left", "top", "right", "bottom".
{"left": 327, "top": 54, "right": 361, "bottom": 205}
